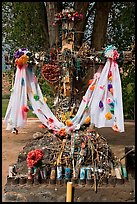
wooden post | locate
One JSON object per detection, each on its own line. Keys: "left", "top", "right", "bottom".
{"left": 66, "top": 181, "right": 73, "bottom": 202}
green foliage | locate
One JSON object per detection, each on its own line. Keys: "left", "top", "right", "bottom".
{"left": 2, "top": 2, "right": 135, "bottom": 120}
{"left": 107, "top": 2, "right": 135, "bottom": 50}
{"left": 121, "top": 63, "right": 135, "bottom": 120}
{"left": 2, "top": 2, "right": 48, "bottom": 55}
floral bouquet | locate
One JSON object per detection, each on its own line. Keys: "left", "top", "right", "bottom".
{"left": 26, "top": 149, "right": 44, "bottom": 168}
{"left": 104, "top": 45, "right": 120, "bottom": 61}
{"left": 14, "top": 48, "right": 35, "bottom": 69}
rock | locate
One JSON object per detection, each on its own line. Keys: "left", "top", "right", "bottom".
{"left": 33, "top": 132, "right": 43, "bottom": 140}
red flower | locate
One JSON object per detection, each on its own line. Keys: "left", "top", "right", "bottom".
{"left": 26, "top": 149, "right": 44, "bottom": 167}
{"left": 48, "top": 118, "right": 54, "bottom": 123}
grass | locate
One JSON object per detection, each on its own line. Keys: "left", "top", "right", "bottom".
{"left": 2, "top": 99, "right": 37, "bottom": 118}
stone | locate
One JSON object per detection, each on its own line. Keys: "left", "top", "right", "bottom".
{"left": 33, "top": 132, "right": 44, "bottom": 140}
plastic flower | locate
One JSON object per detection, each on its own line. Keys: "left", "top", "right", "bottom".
{"left": 113, "top": 50, "right": 120, "bottom": 61}
{"left": 89, "top": 85, "right": 95, "bottom": 91}
{"left": 99, "top": 101, "right": 103, "bottom": 108}
{"left": 109, "top": 88, "right": 113, "bottom": 95}
{"left": 22, "top": 105, "right": 29, "bottom": 112}
{"left": 66, "top": 119, "right": 73, "bottom": 127}
{"left": 84, "top": 116, "right": 91, "bottom": 124}
{"left": 48, "top": 118, "right": 54, "bottom": 123}
{"left": 34, "top": 94, "right": 40, "bottom": 101}
{"left": 108, "top": 71, "right": 112, "bottom": 78}
{"left": 104, "top": 45, "right": 119, "bottom": 61}
{"left": 112, "top": 124, "right": 119, "bottom": 132}
{"left": 105, "top": 112, "right": 112, "bottom": 120}
{"left": 108, "top": 84, "right": 113, "bottom": 91}
{"left": 110, "top": 107, "right": 114, "bottom": 114}
{"left": 15, "top": 54, "right": 29, "bottom": 68}
{"left": 26, "top": 149, "right": 44, "bottom": 167}
{"left": 106, "top": 97, "right": 113, "bottom": 104}
{"left": 58, "top": 128, "right": 66, "bottom": 137}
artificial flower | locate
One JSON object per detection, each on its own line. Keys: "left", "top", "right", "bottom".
{"left": 34, "top": 94, "right": 40, "bottom": 101}
{"left": 88, "top": 79, "right": 94, "bottom": 85}
{"left": 105, "top": 112, "right": 112, "bottom": 120}
{"left": 108, "top": 71, "right": 112, "bottom": 78}
{"left": 99, "top": 101, "right": 103, "bottom": 108}
{"left": 112, "top": 124, "right": 119, "bottom": 132}
{"left": 110, "top": 107, "right": 114, "bottom": 114}
{"left": 58, "top": 128, "right": 66, "bottom": 137}
{"left": 48, "top": 118, "right": 54, "bottom": 123}
{"left": 26, "top": 149, "right": 44, "bottom": 167}
{"left": 89, "top": 85, "right": 95, "bottom": 91}
{"left": 109, "top": 88, "right": 113, "bottom": 95}
{"left": 22, "top": 105, "right": 29, "bottom": 112}
{"left": 84, "top": 116, "right": 91, "bottom": 124}
{"left": 108, "top": 76, "right": 112, "bottom": 81}
{"left": 66, "top": 119, "right": 73, "bottom": 127}
{"left": 106, "top": 97, "right": 113, "bottom": 104}
{"left": 21, "top": 78, "right": 25, "bottom": 86}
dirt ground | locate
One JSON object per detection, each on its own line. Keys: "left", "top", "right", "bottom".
{"left": 2, "top": 119, "right": 135, "bottom": 202}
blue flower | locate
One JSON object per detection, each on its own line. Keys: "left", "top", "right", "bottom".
{"left": 104, "top": 45, "right": 116, "bottom": 54}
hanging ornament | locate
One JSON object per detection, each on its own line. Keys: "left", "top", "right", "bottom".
{"left": 22, "top": 105, "right": 29, "bottom": 112}
{"left": 88, "top": 79, "right": 94, "bottom": 85}
{"left": 21, "top": 78, "right": 25, "bottom": 86}
{"left": 84, "top": 116, "right": 91, "bottom": 124}
{"left": 34, "top": 94, "right": 40, "bottom": 101}
{"left": 112, "top": 124, "right": 119, "bottom": 132}
{"left": 85, "top": 105, "right": 89, "bottom": 111}
{"left": 109, "top": 88, "right": 113, "bottom": 95}
{"left": 89, "top": 85, "right": 95, "bottom": 91}
{"left": 105, "top": 112, "right": 112, "bottom": 120}
{"left": 108, "top": 71, "right": 112, "bottom": 78}
{"left": 108, "top": 84, "right": 113, "bottom": 91}
{"left": 110, "top": 107, "right": 114, "bottom": 114}
{"left": 99, "top": 101, "right": 103, "bottom": 108}
{"left": 106, "top": 97, "right": 113, "bottom": 104}
{"left": 43, "top": 97, "right": 47, "bottom": 103}
{"left": 65, "top": 119, "right": 73, "bottom": 127}
{"left": 109, "top": 101, "right": 114, "bottom": 107}
{"left": 108, "top": 76, "right": 112, "bottom": 81}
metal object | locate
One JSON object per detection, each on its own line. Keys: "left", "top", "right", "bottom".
{"left": 86, "top": 167, "right": 92, "bottom": 180}
{"left": 28, "top": 167, "right": 34, "bottom": 180}
{"left": 65, "top": 167, "right": 71, "bottom": 181}
{"left": 9, "top": 165, "right": 14, "bottom": 178}
{"left": 80, "top": 167, "right": 86, "bottom": 180}
{"left": 57, "top": 165, "right": 62, "bottom": 180}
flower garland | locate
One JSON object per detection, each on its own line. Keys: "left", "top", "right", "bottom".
{"left": 54, "top": 9, "right": 83, "bottom": 24}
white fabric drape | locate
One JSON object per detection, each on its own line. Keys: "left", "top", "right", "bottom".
{"left": 4, "top": 59, "right": 124, "bottom": 133}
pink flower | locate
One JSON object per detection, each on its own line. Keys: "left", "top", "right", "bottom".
{"left": 113, "top": 50, "right": 120, "bottom": 61}
{"left": 106, "top": 97, "right": 113, "bottom": 104}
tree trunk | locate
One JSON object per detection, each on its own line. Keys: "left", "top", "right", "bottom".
{"left": 74, "top": 2, "right": 90, "bottom": 50}
{"left": 39, "top": 2, "right": 50, "bottom": 51}
{"left": 91, "top": 2, "right": 112, "bottom": 50}
{"left": 46, "top": 2, "right": 62, "bottom": 48}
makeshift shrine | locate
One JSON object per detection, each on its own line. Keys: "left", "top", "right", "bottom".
{"left": 4, "top": 8, "right": 129, "bottom": 194}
